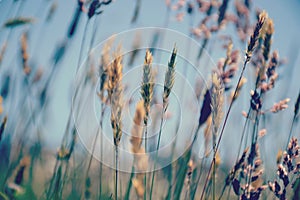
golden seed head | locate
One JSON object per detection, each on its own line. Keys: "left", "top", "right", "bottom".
{"left": 266, "top": 19, "right": 274, "bottom": 35}
{"left": 141, "top": 49, "right": 154, "bottom": 124}
{"left": 276, "top": 149, "right": 283, "bottom": 164}
{"left": 211, "top": 73, "right": 224, "bottom": 143}
{"left": 163, "top": 46, "right": 177, "bottom": 109}
{"left": 108, "top": 45, "right": 124, "bottom": 146}
{"left": 246, "top": 10, "right": 267, "bottom": 61}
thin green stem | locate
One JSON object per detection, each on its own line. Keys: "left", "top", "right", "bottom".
{"left": 212, "top": 152, "right": 216, "bottom": 200}
{"left": 218, "top": 109, "right": 251, "bottom": 200}
{"left": 115, "top": 146, "right": 119, "bottom": 200}
{"left": 286, "top": 116, "right": 296, "bottom": 150}
{"left": 124, "top": 164, "right": 135, "bottom": 200}
{"left": 149, "top": 108, "right": 164, "bottom": 200}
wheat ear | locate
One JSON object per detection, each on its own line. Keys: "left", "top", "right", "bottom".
{"left": 149, "top": 46, "right": 177, "bottom": 200}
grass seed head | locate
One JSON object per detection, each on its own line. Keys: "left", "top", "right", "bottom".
{"left": 211, "top": 72, "right": 224, "bottom": 143}
{"left": 141, "top": 50, "right": 154, "bottom": 124}
{"left": 108, "top": 46, "right": 124, "bottom": 146}
{"left": 246, "top": 11, "right": 267, "bottom": 62}
{"left": 262, "top": 18, "right": 274, "bottom": 62}
{"left": 163, "top": 46, "right": 177, "bottom": 110}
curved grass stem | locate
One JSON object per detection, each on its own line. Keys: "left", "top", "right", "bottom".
{"left": 200, "top": 60, "right": 249, "bottom": 200}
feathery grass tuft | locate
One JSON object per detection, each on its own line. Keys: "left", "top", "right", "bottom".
{"left": 107, "top": 46, "right": 123, "bottom": 200}
{"left": 163, "top": 46, "right": 177, "bottom": 110}
{"left": 141, "top": 50, "right": 154, "bottom": 125}
{"left": 246, "top": 11, "right": 267, "bottom": 62}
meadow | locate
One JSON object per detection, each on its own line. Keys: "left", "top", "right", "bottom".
{"left": 0, "top": 0, "right": 299, "bottom": 199}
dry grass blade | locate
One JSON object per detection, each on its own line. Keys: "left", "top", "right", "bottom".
{"left": 46, "top": 2, "right": 58, "bottom": 22}
{"left": 130, "top": 100, "right": 148, "bottom": 199}
{"left": 20, "top": 33, "right": 31, "bottom": 75}
{"left": 0, "top": 42, "right": 7, "bottom": 65}
{"left": 0, "top": 96, "right": 3, "bottom": 114}
{"left": 107, "top": 46, "right": 123, "bottom": 200}
{"left": 131, "top": 0, "right": 141, "bottom": 24}
{"left": 231, "top": 77, "right": 247, "bottom": 103}
{"left": 149, "top": 45, "right": 177, "bottom": 200}
{"left": 200, "top": 11, "right": 269, "bottom": 200}
{"left": 211, "top": 73, "right": 224, "bottom": 200}
{"left": 3, "top": 17, "right": 35, "bottom": 28}
{"left": 67, "top": 0, "right": 84, "bottom": 38}
{"left": 211, "top": 73, "right": 224, "bottom": 143}
{"left": 218, "top": 0, "right": 229, "bottom": 26}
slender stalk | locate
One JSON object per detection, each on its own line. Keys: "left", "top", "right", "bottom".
{"left": 115, "top": 146, "right": 119, "bottom": 200}
{"left": 76, "top": 20, "right": 90, "bottom": 72}
{"left": 191, "top": 157, "right": 207, "bottom": 200}
{"left": 144, "top": 126, "right": 148, "bottom": 200}
{"left": 99, "top": 106, "right": 105, "bottom": 198}
{"left": 83, "top": 107, "right": 105, "bottom": 198}
{"left": 218, "top": 109, "right": 250, "bottom": 200}
{"left": 167, "top": 12, "right": 195, "bottom": 199}
{"left": 124, "top": 165, "right": 135, "bottom": 200}
{"left": 286, "top": 116, "right": 296, "bottom": 150}
{"left": 149, "top": 108, "right": 164, "bottom": 200}
{"left": 245, "top": 112, "right": 260, "bottom": 197}
{"left": 149, "top": 46, "right": 176, "bottom": 199}
{"left": 212, "top": 154, "right": 216, "bottom": 200}
{"left": 200, "top": 60, "right": 249, "bottom": 200}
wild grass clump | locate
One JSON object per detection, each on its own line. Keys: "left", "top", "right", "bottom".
{"left": 0, "top": 1, "right": 299, "bottom": 200}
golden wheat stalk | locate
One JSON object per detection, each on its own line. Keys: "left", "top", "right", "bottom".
{"left": 107, "top": 46, "right": 123, "bottom": 200}
{"left": 200, "top": 11, "right": 267, "bottom": 200}
{"left": 210, "top": 73, "right": 224, "bottom": 200}
{"left": 108, "top": 46, "right": 123, "bottom": 146}
{"left": 140, "top": 49, "right": 154, "bottom": 198}
{"left": 97, "top": 38, "right": 113, "bottom": 197}
{"left": 141, "top": 49, "right": 154, "bottom": 125}
{"left": 211, "top": 72, "right": 224, "bottom": 145}
{"left": 149, "top": 46, "right": 177, "bottom": 200}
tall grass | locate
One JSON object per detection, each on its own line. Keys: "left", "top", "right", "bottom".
{"left": 0, "top": 1, "right": 299, "bottom": 200}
